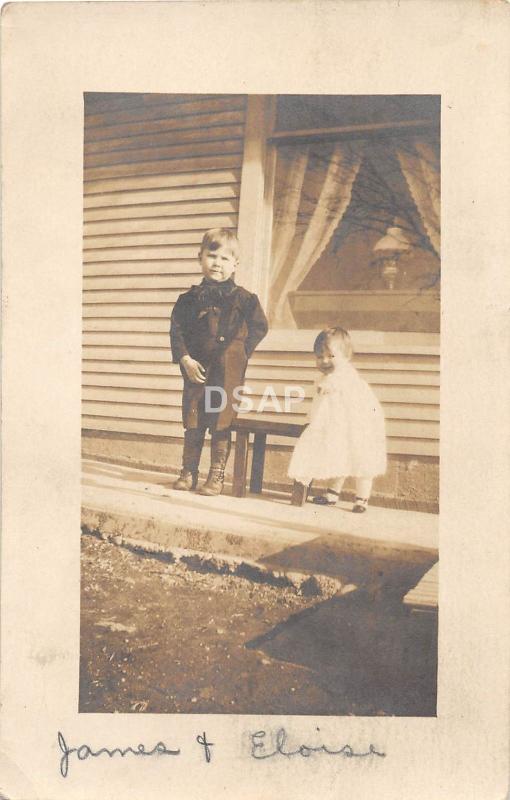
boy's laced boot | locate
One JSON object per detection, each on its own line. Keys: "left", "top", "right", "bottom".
{"left": 173, "top": 428, "right": 205, "bottom": 491}
{"left": 198, "top": 430, "right": 231, "bottom": 496}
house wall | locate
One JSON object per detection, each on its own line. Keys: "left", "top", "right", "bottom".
{"left": 82, "top": 93, "right": 439, "bottom": 509}
{"left": 83, "top": 93, "right": 246, "bottom": 435}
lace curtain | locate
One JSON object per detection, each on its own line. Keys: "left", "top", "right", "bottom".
{"left": 396, "top": 138, "right": 440, "bottom": 256}
{"left": 268, "top": 141, "right": 364, "bottom": 328}
{"left": 268, "top": 136, "right": 440, "bottom": 327}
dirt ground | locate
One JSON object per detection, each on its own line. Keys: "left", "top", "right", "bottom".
{"left": 80, "top": 532, "right": 437, "bottom": 716}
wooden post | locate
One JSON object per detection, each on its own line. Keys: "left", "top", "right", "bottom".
{"left": 250, "top": 432, "right": 267, "bottom": 493}
{"left": 291, "top": 481, "right": 308, "bottom": 507}
{"left": 232, "top": 431, "right": 250, "bottom": 498}
{"left": 236, "top": 95, "right": 276, "bottom": 304}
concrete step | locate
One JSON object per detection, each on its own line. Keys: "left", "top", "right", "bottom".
{"left": 403, "top": 562, "right": 439, "bottom": 612}
{"left": 82, "top": 459, "right": 439, "bottom": 597}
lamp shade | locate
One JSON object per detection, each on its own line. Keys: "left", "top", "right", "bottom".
{"left": 373, "top": 226, "right": 411, "bottom": 253}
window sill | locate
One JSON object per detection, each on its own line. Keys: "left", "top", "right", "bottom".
{"left": 260, "top": 328, "right": 440, "bottom": 356}
{"left": 286, "top": 289, "right": 439, "bottom": 334}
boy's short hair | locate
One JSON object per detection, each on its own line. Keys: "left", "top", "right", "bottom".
{"left": 200, "top": 228, "right": 239, "bottom": 259}
{"left": 313, "top": 327, "right": 353, "bottom": 360}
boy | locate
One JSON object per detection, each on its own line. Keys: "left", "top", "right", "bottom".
{"left": 170, "top": 228, "right": 268, "bottom": 496}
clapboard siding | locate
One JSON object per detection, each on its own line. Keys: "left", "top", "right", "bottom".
{"left": 83, "top": 304, "right": 172, "bottom": 318}
{"left": 83, "top": 275, "right": 203, "bottom": 291}
{"left": 82, "top": 335, "right": 440, "bottom": 453}
{"left": 81, "top": 416, "right": 438, "bottom": 457}
{"left": 82, "top": 93, "right": 439, "bottom": 461}
{"left": 86, "top": 113, "right": 246, "bottom": 144}
{"left": 85, "top": 125, "right": 246, "bottom": 155}
{"left": 85, "top": 139, "right": 244, "bottom": 169}
{"left": 84, "top": 155, "right": 244, "bottom": 183}
{"left": 83, "top": 245, "right": 202, "bottom": 262}
{"left": 85, "top": 96, "right": 245, "bottom": 129}
{"left": 84, "top": 213, "right": 239, "bottom": 236}
{"left": 84, "top": 169, "right": 242, "bottom": 196}
{"left": 82, "top": 92, "right": 246, "bottom": 448}
{"left": 82, "top": 395, "right": 438, "bottom": 439}
{"left": 84, "top": 199, "right": 239, "bottom": 221}
{"left": 84, "top": 230, "right": 235, "bottom": 249}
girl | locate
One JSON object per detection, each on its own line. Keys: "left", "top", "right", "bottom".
{"left": 288, "top": 327, "right": 387, "bottom": 513}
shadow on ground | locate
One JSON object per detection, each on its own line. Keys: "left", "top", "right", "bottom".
{"left": 247, "top": 589, "right": 437, "bottom": 716}
{"left": 80, "top": 534, "right": 437, "bottom": 717}
{"left": 261, "top": 532, "right": 437, "bottom": 598}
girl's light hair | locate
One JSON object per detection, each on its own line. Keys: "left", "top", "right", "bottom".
{"left": 200, "top": 228, "right": 239, "bottom": 259}
{"left": 313, "top": 327, "right": 353, "bottom": 360}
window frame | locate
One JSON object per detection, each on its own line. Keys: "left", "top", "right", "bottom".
{"left": 237, "top": 95, "right": 440, "bottom": 336}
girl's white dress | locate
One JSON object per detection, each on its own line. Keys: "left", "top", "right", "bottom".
{"left": 288, "top": 359, "right": 387, "bottom": 484}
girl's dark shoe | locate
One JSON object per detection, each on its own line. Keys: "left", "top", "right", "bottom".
{"left": 352, "top": 496, "right": 368, "bottom": 513}
{"left": 312, "top": 488, "right": 341, "bottom": 506}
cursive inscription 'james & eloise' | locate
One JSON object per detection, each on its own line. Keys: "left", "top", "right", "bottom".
{"left": 250, "top": 728, "right": 386, "bottom": 760}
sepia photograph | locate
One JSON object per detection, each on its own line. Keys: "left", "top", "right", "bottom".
{"left": 80, "top": 92, "right": 440, "bottom": 717}
{"left": 3, "top": 1, "right": 510, "bottom": 798}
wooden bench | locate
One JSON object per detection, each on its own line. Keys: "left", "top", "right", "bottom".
{"left": 231, "top": 418, "right": 307, "bottom": 505}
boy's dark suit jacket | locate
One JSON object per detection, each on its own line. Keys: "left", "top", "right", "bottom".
{"left": 170, "top": 280, "right": 268, "bottom": 431}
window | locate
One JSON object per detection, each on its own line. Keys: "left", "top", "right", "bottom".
{"left": 266, "top": 96, "right": 440, "bottom": 332}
